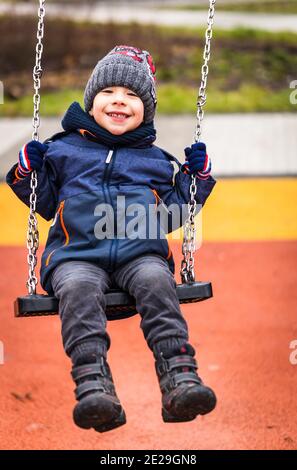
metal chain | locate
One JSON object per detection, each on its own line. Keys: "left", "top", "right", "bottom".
{"left": 26, "top": 0, "right": 46, "bottom": 295}
{"left": 181, "top": 0, "right": 216, "bottom": 284}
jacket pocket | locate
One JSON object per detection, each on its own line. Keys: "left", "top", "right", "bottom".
{"left": 45, "top": 200, "right": 70, "bottom": 266}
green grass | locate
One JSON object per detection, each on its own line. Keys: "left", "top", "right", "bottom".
{"left": 1, "top": 84, "right": 295, "bottom": 117}
{"left": 0, "top": 89, "right": 83, "bottom": 117}
{"left": 158, "top": 84, "right": 296, "bottom": 113}
{"left": 167, "top": 0, "right": 297, "bottom": 14}
{"left": 1, "top": 16, "right": 297, "bottom": 115}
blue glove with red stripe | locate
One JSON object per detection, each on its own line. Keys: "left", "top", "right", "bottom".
{"left": 17, "top": 140, "right": 48, "bottom": 178}
{"left": 182, "top": 142, "right": 211, "bottom": 180}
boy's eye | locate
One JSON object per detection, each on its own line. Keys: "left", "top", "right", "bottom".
{"left": 101, "top": 89, "right": 138, "bottom": 97}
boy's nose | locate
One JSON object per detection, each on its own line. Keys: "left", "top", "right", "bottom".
{"left": 112, "top": 93, "right": 126, "bottom": 105}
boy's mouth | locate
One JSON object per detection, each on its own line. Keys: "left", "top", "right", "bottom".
{"left": 107, "top": 112, "right": 130, "bottom": 122}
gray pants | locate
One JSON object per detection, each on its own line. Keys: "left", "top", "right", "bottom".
{"left": 51, "top": 254, "right": 189, "bottom": 357}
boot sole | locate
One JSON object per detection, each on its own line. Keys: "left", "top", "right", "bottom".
{"left": 73, "top": 392, "right": 126, "bottom": 432}
{"left": 162, "top": 386, "right": 217, "bottom": 423}
{"left": 93, "top": 409, "right": 126, "bottom": 433}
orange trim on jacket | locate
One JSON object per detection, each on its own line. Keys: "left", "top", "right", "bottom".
{"left": 45, "top": 200, "right": 69, "bottom": 266}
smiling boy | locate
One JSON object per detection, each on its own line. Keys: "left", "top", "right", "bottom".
{"left": 7, "top": 46, "right": 216, "bottom": 432}
{"left": 90, "top": 86, "right": 144, "bottom": 134}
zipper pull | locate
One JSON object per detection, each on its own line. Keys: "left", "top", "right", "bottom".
{"left": 160, "top": 199, "right": 170, "bottom": 214}
{"left": 152, "top": 189, "right": 170, "bottom": 214}
{"left": 105, "top": 149, "right": 114, "bottom": 164}
{"left": 50, "top": 200, "right": 64, "bottom": 227}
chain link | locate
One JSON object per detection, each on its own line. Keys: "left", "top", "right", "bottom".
{"left": 26, "top": 0, "right": 46, "bottom": 295}
{"left": 180, "top": 0, "right": 216, "bottom": 284}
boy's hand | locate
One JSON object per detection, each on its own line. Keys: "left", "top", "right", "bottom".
{"left": 183, "top": 142, "right": 211, "bottom": 180}
{"left": 18, "top": 140, "right": 48, "bottom": 177}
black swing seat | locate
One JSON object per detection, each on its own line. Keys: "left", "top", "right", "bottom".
{"left": 14, "top": 282, "right": 213, "bottom": 321}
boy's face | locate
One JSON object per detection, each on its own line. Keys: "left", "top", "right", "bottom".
{"left": 89, "top": 86, "right": 144, "bottom": 135}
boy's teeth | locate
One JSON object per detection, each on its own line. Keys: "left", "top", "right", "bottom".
{"left": 109, "top": 113, "right": 127, "bottom": 118}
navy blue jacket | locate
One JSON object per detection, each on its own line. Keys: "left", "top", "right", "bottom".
{"left": 6, "top": 131, "right": 216, "bottom": 294}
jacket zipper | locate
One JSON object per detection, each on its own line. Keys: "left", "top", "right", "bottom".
{"left": 45, "top": 200, "right": 69, "bottom": 266}
{"left": 103, "top": 148, "right": 118, "bottom": 271}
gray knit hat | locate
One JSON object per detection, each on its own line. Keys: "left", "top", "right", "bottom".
{"left": 84, "top": 45, "right": 157, "bottom": 124}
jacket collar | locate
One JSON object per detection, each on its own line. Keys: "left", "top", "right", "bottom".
{"left": 62, "top": 101, "right": 156, "bottom": 149}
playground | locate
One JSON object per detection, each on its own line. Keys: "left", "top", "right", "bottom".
{"left": 0, "top": 0, "right": 297, "bottom": 451}
{"left": 1, "top": 178, "right": 296, "bottom": 449}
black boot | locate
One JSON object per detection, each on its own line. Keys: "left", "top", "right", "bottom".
{"left": 155, "top": 344, "right": 216, "bottom": 422}
{"left": 71, "top": 358, "right": 126, "bottom": 432}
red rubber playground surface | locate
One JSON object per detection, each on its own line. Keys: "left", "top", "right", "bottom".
{"left": 0, "top": 178, "right": 297, "bottom": 450}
